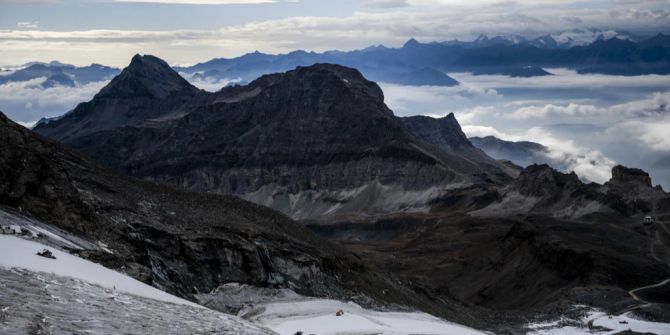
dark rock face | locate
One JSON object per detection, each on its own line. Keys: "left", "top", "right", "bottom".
{"left": 514, "top": 164, "right": 582, "bottom": 198}
{"left": 0, "top": 111, "right": 429, "bottom": 309}
{"left": 400, "top": 114, "right": 509, "bottom": 178}
{"left": 608, "top": 165, "right": 653, "bottom": 189}
{"left": 36, "top": 54, "right": 201, "bottom": 143}
{"left": 401, "top": 113, "right": 472, "bottom": 151}
{"left": 97, "top": 54, "right": 197, "bottom": 100}
{"left": 34, "top": 56, "right": 509, "bottom": 218}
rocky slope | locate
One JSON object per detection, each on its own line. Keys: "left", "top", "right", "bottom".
{"left": 0, "top": 268, "right": 273, "bottom": 335}
{"left": 400, "top": 114, "right": 504, "bottom": 175}
{"left": 1, "top": 111, "right": 461, "bottom": 321}
{"left": 307, "top": 212, "right": 670, "bottom": 328}
{"left": 34, "top": 55, "right": 510, "bottom": 219}
{"left": 468, "top": 164, "right": 670, "bottom": 219}
{"left": 306, "top": 165, "right": 670, "bottom": 326}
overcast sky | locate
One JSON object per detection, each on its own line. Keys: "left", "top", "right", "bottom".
{"left": 1, "top": 0, "right": 669, "bottom": 66}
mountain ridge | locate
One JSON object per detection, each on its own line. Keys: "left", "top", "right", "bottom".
{"left": 34, "top": 55, "right": 511, "bottom": 219}
{"left": 2, "top": 109, "right": 466, "bottom": 322}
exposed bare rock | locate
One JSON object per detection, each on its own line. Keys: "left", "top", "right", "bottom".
{"left": 0, "top": 111, "right": 444, "bottom": 315}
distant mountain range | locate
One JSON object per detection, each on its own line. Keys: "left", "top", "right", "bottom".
{"left": 175, "top": 31, "right": 670, "bottom": 85}
{"left": 3, "top": 30, "right": 667, "bottom": 92}
{"left": 441, "top": 29, "right": 637, "bottom": 49}
{"left": 0, "top": 61, "right": 119, "bottom": 88}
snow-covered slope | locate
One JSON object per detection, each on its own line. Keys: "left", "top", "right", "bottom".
{"left": 240, "top": 298, "right": 488, "bottom": 335}
{"left": 528, "top": 308, "right": 670, "bottom": 335}
{"left": 0, "top": 234, "right": 197, "bottom": 307}
{"left": 0, "top": 234, "right": 275, "bottom": 334}
{"left": 0, "top": 267, "right": 274, "bottom": 335}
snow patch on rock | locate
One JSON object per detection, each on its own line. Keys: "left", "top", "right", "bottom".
{"left": 0, "top": 235, "right": 198, "bottom": 307}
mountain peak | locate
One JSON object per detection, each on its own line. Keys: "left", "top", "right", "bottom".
{"left": 515, "top": 164, "right": 581, "bottom": 197}
{"left": 97, "top": 54, "right": 196, "bottom": 99}
{"left": 403, "top": 38, "right": 420, "bottom": 48}
{"left": 400, "top": 113, "right": 476, "bottom": 151}
{"left": 250, "top": 63, "right": 387, "bottom": 106}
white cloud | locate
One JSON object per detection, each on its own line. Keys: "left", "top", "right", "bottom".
{"left": 363, "top": 0, "right": 409, "bottom": 8}
{"left": 114, "top": 0, "right": 274, "bottom": 3}
{"left": 179, "top": 72, "right": 241, "bottom": 91}
{"left": 507, "top": 103, "right": 604, "bottom": 119}
{"left": 607, "top": 119, "right": 670, "bottom": 152}
{"left": 0, "top": 0, "right": 59, "bottom": 3}
{"left": 0, "top": 77, "right": 109, "bottom": 124}
{"left": 505, "top": 91, "right": 670, "bottom": 120}
{"left": 461, "top": 123, "right": 616, "bottom": 183}
{"left": 16, "top": 120, "right": 37, "bottom": 128}
{"left": 16, "top": 21, "right": 39, "bottom": 29}
{"left": 450, "top": 69, "right": 670, "bottom": 92}
{"left": 522, "top": 127, "right": 615, "bottom": 183}
{"left": 379, "top": 82, "right": 501, "bottom": 117}
{"left": 461, "top": 124, "right": 505, "bottom": 138}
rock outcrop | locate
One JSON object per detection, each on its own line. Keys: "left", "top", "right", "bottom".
{"left": 468, "top": 164, "right": 670, "bottom": 218}
{"left": 606, "top": 165, "right": 654, "bottom": 190}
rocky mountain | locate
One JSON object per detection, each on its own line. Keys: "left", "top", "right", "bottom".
{"left": 9, "top": 54, "right": 670, "bottom": 333}
{"left": 468, "top": 164, "right": 670, "bottom": 218}
{"left": 2, "top": 110, "right": 476, "bottom": 324}
{"left": 34, "top": 55, "right": 511, "bottom": 219}
{"left": 400, "top": 114, "right": 504, "bottom": 173}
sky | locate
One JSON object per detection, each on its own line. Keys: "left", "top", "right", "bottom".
{"left": 1, "top": 0, "right": 669, "bottom": 66}
{"left": 1, "top": 0, "right": 670, "bottom": 187}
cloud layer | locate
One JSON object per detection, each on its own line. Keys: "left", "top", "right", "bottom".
{"left": 380, "top": 70, "right": 670, "bottom": 186}
{"left": 0, "top": 77, "right": 108, "bottom": 124}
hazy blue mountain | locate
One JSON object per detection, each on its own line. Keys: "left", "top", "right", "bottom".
{"left": 471, "top": 65, "right": 552, "bottom": 77}
{"left": 5, "top": 31, "right": 667, "bottom": 91}
{"left": 175, "top": 32, "right": 669, "bottom": 88}
{"left": 176, "top": 47, "right": 460, "bottom": 87}
{"left": 441, "top": 29, "right": 638, "bottom": 49}
{"left": 0, "top": 62, "right": 120, "bottom": 87}
{"left": 469, "top": 136, "right": 548, "bottom": 168}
